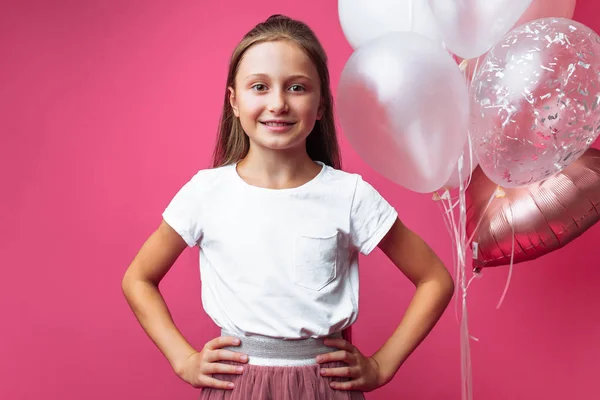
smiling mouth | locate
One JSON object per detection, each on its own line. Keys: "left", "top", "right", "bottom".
{"left": 260, "top": 121, "right": 296, "bottom": 126}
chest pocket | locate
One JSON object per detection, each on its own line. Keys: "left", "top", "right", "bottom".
{"left": 293, "top": 232, "right": 338, "bottom": 291}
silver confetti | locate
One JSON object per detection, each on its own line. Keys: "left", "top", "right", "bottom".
{"left": 471, "top": 18, "right": 600, "bottom": 188}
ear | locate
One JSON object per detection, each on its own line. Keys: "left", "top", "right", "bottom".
{"left": 228, "top": 86, "right": 239, "bottom": 117}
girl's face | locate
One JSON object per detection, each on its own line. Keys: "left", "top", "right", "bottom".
{"left": 229, "top": 40, "right": 322, "bottom": 155}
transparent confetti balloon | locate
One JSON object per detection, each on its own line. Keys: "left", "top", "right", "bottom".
{"left": 470, "top": 18, "right": 600, "bottom": 188}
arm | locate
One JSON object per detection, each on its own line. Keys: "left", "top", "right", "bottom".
{"left": 123, "top": 219, "right": 248, "bottom": 389}
{"left": 318, "top": 217, "right": 454, "bottom": 391}
{"left": 121, "top": 220, "right": 195, "bottom": 375}
{"left": 371, "top": 217, "right": 454, "bottom": 384}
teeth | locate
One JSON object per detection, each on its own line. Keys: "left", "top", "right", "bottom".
{"left": 265, "top": 122, "right": 291, "bottom": 126}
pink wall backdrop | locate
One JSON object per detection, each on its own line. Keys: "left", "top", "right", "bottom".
{"left": 2, "top": 1, "right": 599, "bottom": 399}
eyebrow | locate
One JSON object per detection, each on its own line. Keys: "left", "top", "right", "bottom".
{"left": 243, "top": 73, "right": 313, "bottom": 82}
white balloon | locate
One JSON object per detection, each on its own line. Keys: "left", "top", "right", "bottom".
{"left": 428, "top": 0, "right": 533, "bottom": 59}
{"left": 337, "top": 32, "right": 469, "bottom": 193}
{"left": 338, "top": 0, "right": 442, "bottom": 49}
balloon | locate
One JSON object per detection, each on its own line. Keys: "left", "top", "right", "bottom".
{"left": 471, "top": 18, "right": 600, "bottom": 188}
{"left": 438, "top": 59, "right": 481, "bottom": 191}
{"left": 453, "top": 0, "right": 575, "bottom": 70}
{"left": 439, "top": 137, "right": 479, "bottom": 191}
{"left": 337, "top": 32, "right": 469, "bottom": 193}
{"left": 466, "top": 148, "right": 600, "bottom": 268}
{"left": 516, "top": 0, "right": 576, "bottom": 26}
{"left": 338, "top": 0, "right": 441, "bottom": 50}
{"left": 428, "top": 0, "right": 533, "bottom": 59}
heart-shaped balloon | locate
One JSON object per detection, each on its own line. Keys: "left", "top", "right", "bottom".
{"left": 338, "top": 0, "right": 442, "bottom": 50}
{"left": 516, "top": 0, "right": 576, "bottom": 26}
{"left": 428, "top": 0, "right": 533, "bottom": 59}
{"left": 466, "top": 148, "right": 600, "bottom": 268}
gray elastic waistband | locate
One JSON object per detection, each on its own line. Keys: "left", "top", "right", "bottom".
{"left": 222, "top": 330, "right": 342, "bottom": 366}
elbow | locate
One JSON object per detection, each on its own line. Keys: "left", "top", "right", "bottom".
{"left": 439, "top": 265, "right": 455, "bottom": 303}
{"left": 121, "top": 268, "right": 143, "bottom": 298}
{"left": 121, "top": 271, "right": 133, "bottom": 298}
{"left": 419, "top": 261, "right": 454, "bottom": 303}
{"left": 444, "top": 273, "right": 455, "bottom": 302}
{"left": 121, "top": 268, "right": 159, "bottom": 299}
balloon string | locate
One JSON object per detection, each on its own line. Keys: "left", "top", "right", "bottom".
{"left": 457, "top": 153, "right": 473, "bottom": 400}
{"left": 467, "top": 188, "right": 501, "bottom": 246}
{"left": 434, "top": 154, "right": 478, "bottom": 400}
{"left": 435, "top": 190, "right": 461, "bottom": 323}
{"left": 434, "top": 160, "right": 474, "bottom": 400}
{"left": 444, "top": 194, "right": 463, "bottom": 324}
{"left": 455, "top": 54, "right": 483, "bottom": 400}
{"left": 496, "top": 204, "right": 516, "bottom": 309}
{"left": 448, "top": 234, "right": 462, "bottom": 321}
{"left": 436, "top": 196, "right": 455, "bottom": 244}
{"left": 442, "top": 190, "right": 466, "bottom": 316}
{"left": 435, "top": 193, "right": 459, "bottom": 302}
{"left": 466, "top": 270, "right": 482, "bottom": 291}
{"left": 439, "top": 196, "right": 460, "bottom": 288}
{"left": 446, "top": 195, "right": 462, "bottom": 252}
{"left": 464, "top": 135, "right": 476, "bottom": 189}
{"left": 472, "top": 56, "right": 481, "bottom": 79}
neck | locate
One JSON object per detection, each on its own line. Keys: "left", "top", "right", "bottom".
{"left": 236, "top": 144, "right": 321, "bottom": 189}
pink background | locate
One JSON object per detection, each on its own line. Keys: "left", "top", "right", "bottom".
{"left": 2, "top": 1, "right": 599, "bottom": 399}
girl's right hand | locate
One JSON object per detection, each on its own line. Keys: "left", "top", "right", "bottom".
{"left": 177, "top": 336, "right": 248, "bottom": 389}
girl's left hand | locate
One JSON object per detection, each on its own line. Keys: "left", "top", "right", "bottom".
{"left": 316, "top": 338, "right": 386, "bottom": 392}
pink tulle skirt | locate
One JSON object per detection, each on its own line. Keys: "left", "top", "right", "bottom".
{"left": 198, "top": 330, "right": 365, "bottom": 400}
{"left": 199, "top": 361, "right": 365, "bottom": 400}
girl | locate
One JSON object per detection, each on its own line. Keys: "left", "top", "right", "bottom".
{"left": 122, "top": 14, "right": 454, "bottom": 399}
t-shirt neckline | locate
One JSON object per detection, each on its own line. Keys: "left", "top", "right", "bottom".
{"left": 231, "top": 161, "right": 326, "bottom": 193}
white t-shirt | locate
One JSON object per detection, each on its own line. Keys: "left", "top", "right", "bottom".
{"left": 162, "top": 162, "right": 398, "bottom": 339}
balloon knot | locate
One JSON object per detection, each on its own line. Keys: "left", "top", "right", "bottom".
{"left": 432, "top": 190, "right": 451, "bottom": 201}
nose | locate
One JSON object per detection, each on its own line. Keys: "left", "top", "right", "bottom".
{"left": 267, "top": 89, "right": 288, "bottom": 114}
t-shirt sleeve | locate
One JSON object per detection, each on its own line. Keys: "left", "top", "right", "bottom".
{"left": 162, "top": 172, "right": 204, "bottom": 247}
{"left": 350, "top": 176, "right": 398, "bottom": 255}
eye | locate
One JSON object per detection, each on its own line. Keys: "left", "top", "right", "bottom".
{"left": 288, "top": 84, "right": 306, "bottom": 92}
{"left": 251, "top": 83, "right": 268, "bottom": 92}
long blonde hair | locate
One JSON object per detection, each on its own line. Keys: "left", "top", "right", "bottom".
{"left": 211, "top": 14, "right": 341, "bottom": 169}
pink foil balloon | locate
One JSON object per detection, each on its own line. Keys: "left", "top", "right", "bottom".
{"left": 466, "top": 148, "right": 600, "bottom": 268}
{"left": 470, "top": 18, "right": 600, "bottom": 188}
